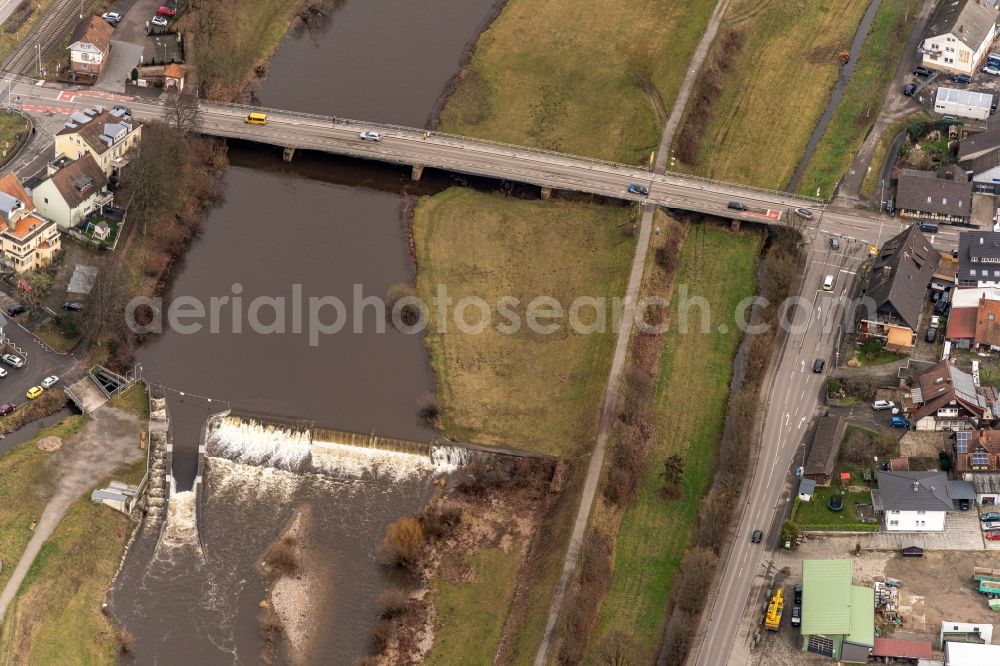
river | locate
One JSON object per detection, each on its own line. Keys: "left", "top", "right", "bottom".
{"left": 111, "top": 0, "right": 502, "bottom": 662}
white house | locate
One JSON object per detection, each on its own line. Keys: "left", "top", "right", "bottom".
{"left": 940, "top": 620, "right": 993, "bottom": 645}
{"left": 67, "top": 16, "right": 113, "bottom": 77}
{"left": 921, "top": 0, "right": 1000, "bottom": 76}
{"left": 27, "top": 154, "right": 111, "bottom": 229}
{"left": 936, "top": 87, "right": 994, "bottom": 121}
{"left": 876, "top": 470, "right": 952, "bottom": 531}
{"left": 945, "top": 642, "right": 1000, "bottom": 666}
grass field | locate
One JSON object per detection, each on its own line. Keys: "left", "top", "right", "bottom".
{"left": 674, "top": 0, "right": 869, "bottom": 189}
{"left": 110, "top": 383, "right": 149, "bottom": 420}
{"left": 795, "top": 0, "right": 922, "bottom": 198}
{"left": 0, "top": 112, "right": 29, "bottom": 169}
{"left": 0, "top": 457, "right": 144, "bottom": 664}
{"left": 794, "top": 487, "right": 879, "bottom": 531}
{"left": 588, "top": 224, "right": 762, "bottom": 660}
{"left": 412, "top": 188, "right": 634, "bottom": 457}
{"left": 0, "top": 417, "right": 87, "bottom": 596}
{"left": 33, "top": 319, "right": 80, "bottom": 354}
{"left": 439, "top": 0, "right": 717, "bottom": 163}
{"left": 0, "top": 0, "right": 59, "bottom": 66}
{"left": 860, "top": 112, "right": 931, "bottom": 200}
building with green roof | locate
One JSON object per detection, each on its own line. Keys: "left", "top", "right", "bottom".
{"left": 800, "top": 560, "right": 875, "bottom": 662}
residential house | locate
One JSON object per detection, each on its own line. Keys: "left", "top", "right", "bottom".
{"left": 955, "top": 429, "right": 1000, "bottom": 472}
{"left": 946, "top": 304, "right": 979, "bottom": 346}
{"left": 946, "top": 295, "right": 1000, "bottom": 348}
{"left": 895, "top": 169, "right": 972, "bottom": 224}
{"left": 935, "top": 87, "right": 994, "bottom": 121}
{"left": 959, "top": 124, "right": 1000, "bottom": 163}
{"left": 859, "top": 224, "right": 939, "bottom": 351}
{"left": 910, "top": 360, "right": 997, "bottom": 430}
{"left": 800, "top": 560, "right": 875, "bottom": 662}
{"left": 0, "top": 174, "right": 60, "bottom": 273}
{"left": 26, "top": 154, "right": 110, "bottom": 229}
{"left": 940, "top": 620, "right": 993, "bottom": 645}
{"left": 920, "top": 0, "right": 1000, "bottom": 76}
{"left": 875, "top": 470, "right": 952, "bottom": 531}
{"left": 135, "top": 63, "right": 187, "bottom": 91}
{"left": 54, "top": 106, "right": 141, "bottom": 179}
{"left": 803, "top": 416, "right": 846, "bottom": 484}
{"left": 67, "top": 16, "right": 113, "bottom": 77}
{"left": 957, "top": 231, "right": 1000, "bottom": 286}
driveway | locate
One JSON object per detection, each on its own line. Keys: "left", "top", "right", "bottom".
{"left": 858, "top": 508, "right": 986, "bottom": 550}
{"left": 96, "top": 0, "right": 169, "bottom": 92}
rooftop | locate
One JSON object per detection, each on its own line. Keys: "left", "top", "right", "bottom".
{"left": 44, "top": 154, "right": 108, "bottom": 210}
{"left": 896, "top": 169, "right": 972, "bottom": 218}
{"left": 864, "top": 224, "right": 939, "bottom": 330}
{"left": 876, "top": 469, "right": 953, "bottom": 511}
{"left": 57, "top": 107, "right": 137, "bottom": 156}
{"left": 68, "top": 15, "right": 113, "bottom": 54}
{"left": 801, "top": 560, "right": 852, "bottom": 636}
{"left": 977, "top": 297, "right": 1000, "bottom": 347}
{"left": 803, "top": 416, "right": 846, "bottom": 479}
{"left": 947, "top": 306, "right": 978, "bottom": 339}
{"left": 926, "top": 0, "right": 999, "bottom": 51}
{"left": 937, "top": 86, "right": 994, "bottom": 111}
{"left": 960, "top": 123, "right": 1000, "bottom": 161}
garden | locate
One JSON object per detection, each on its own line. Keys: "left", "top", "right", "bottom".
{"left": 793, "top": 486, "right": 879, "bottom": 532}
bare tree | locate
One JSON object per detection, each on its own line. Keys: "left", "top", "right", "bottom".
{"left": 119, "top": 123, "right": 186, "bottom": 234}
{"left": 660, "top": 453, "right": 685, "bottom": 491}
{"left": 164, "top": 91, "right": 200, "bottom": 133}
{"left": 16, "top": 270, "right": 52, "bottom": 315}
{"left": 86, "top": 258, "right": 128, "bottom": 344}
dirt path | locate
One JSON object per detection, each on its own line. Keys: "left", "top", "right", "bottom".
{"left": 0, "top": 404, "right": 143, "bottom": 621}
{"left": 532, "top": 1, "right": 735, "bottom": 662}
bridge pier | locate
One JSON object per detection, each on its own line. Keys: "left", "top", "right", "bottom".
{"left": 411, "top": 164, "right": 424, "bottom": 181}
{"left": 283, "top": 146, "right": 296, "bottom": 162}
{"left": 540, "top": 187, "right": 552, "bottom": 200}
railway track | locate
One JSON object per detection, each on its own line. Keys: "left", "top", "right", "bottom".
{"left": 4, "top": 0, "right": 90, "bottom": 75}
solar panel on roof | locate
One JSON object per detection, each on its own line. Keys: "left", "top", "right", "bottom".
{"left": 957, "top": 431, "right": 971, "bottom": 453}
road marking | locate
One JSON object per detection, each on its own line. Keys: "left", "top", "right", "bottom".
{"left": 798, "top": 417, "right": 806, "bottom": 429}
{"left": 784, "top": 413, "right": 790, "bottom": 426}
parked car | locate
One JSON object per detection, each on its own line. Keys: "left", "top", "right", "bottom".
{"left": 941, "top": 115, "right": 960, "bottom": 123}
{"left": 986, "top": 530, "right": 1000, "bottom": 541}
{"left": 959, "top": 499, "right": 971, "bottom": 511}
{"left": 751, "top": 529, "right": 763, "bottom": 543}
{"left": 0, "top": 402, "right": 15, "bottom": 416}
{"left": 794, "top": 207, "right": 813, "bottom": 219}
{"left": 925, "top": 327, "right": 937, "bottom": 343}
{"left": 830, "top": 237, "right": 840, "bottom": 250}
{"left": 981, "top": 512, "right": 1000, "bottom": 522}
{"left": 822, "top": 274, "right": 834, "bottom": 291}
{"left": 931, "top": 315, "right": 941, "bottom": 328}
{"left": 984, "top": 66, "right": 1000, "bottom": 76}
{"left": 951, "top": 74, "right": 974, "bottom": 84}
{"left": 983, "top": 521, "right": 1000, "bottom": 531}
{"left": 934, "top": 293, "right": 951, "bottom": 316}
{"left": 157, "top": 5, "right": 177, "bottom": 16}
{"left": 62, "top": 301, "right": 83, "bottom": 311}
{"left": 727, "top": 201, "right": 747, "bottom": 212}
{"left": 101, "top": 11, "right": 121, "bottom": 25}
{"left": 903, "top": 83, "right": 917, "bottom": 96}
{"left": 913, "top": 66, "right": 932, "bottom": 77}
{"left": 2, "top": 354, "right": 23, "bottom": 368}
{"left": 794, "top": 584, "right": 802, "bottom": 605}
{"left": 359, "top": 130, "right": 382, "bottom": 142}
{"left": 812, "top": 358, "right": 825, "bottom": 374}
{"left": 890, "top": 415, "right": 910, "bottom": 428}
{"left": 627, "top": 183, "right": 649, "bottom": 196}
{"left": 151, "top": 15, "right": 169, "bottom": 27}
{"left": 791, "top": 606, "right": 801, "bottom": 627}
{"left": 25, "top": 386, "right": 43, "bottom": 400}
{"left": 872, "top": 400, "right": 896, "bottom": 411}
{"left": 0, "top": 367, "right": 8, "bottom": 378}
{"left": 919, "top": 220, "right": 939, "bottom": 233}
{"left": 6, "top": 304, "right": 26, "bottom": 317}
{"left": 40, "top": 375, "right": 58, "bottom": 389}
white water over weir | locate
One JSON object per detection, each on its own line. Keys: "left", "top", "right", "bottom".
{"left": 205, "top": 412, "right": 474, "bottom": 479}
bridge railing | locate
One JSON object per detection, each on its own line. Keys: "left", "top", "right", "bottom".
{"left": 199, "top": 100, "right": 829, "bottom": 205}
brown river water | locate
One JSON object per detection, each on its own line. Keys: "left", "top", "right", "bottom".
{"left": 110, "top": 0, "right": 503, "bottom": 662}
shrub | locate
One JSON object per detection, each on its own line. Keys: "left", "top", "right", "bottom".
{"left": 416, "top": 393, "right": 440, "bottom": 429}
{"left": 56, "top": 313, "right": 79, "bottom": 338}
{"left": 377, "top": 517, "right": 424, "bottom": 568}
{"left": 370, "top": 619, "right": 393, "bottom": 654}
{"left": 780, "top": 520, "right": 800, "bottom": 546}
{"left": 377, "top": 587, "right": 410, "bottom": 618}
{"left": 419, "top": 502, "right": 462, "bottom": 539}
{"left": 673, "top": 547, "right": 718, "bottom": 614}
{"left": 386, "top": 283, "right": 420, "bottom": 328}
{"left": 114, "top": 627, "right": 136, "bottom": 655}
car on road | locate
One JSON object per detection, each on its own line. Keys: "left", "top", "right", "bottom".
{"left": 359, "top": 130, "right": 382, "bottom": 142}
{"left": 791, "top": 606, "right": 801, "bottom": 627}
{"left": 40, "top": 375, "right": 58, "bottom": 389}
{"left": 903, "top": 83, "right": 917, "bottom": 96}
{"left": 872, "top": 400, "right": 896, "bottom": 411}
{"left": 2, "top": 354, "right": 23, "bottom": 368}
{"left": 25, "top": 386, "right": 43, "bottom": 400}
{"left": 918, "top": 220, "right": 939, "bottom": 233}
{"left": 794, "top": 584, "right": 802, "bottom": 605}
{"left": 727, "top": 201, "right": 748, "bottom": 212}
{"left": 627, "top": 183, "right": 649, "bottom": 196}
{"left": 6, "top": 304, "right": 25, "bottom": 317}
{"left": 794, "top": 207, "right": 813, "bottom": 219}
{"left": 987, "top": 530, "right": 1000, "bottom": 541}
{"left": 157, "top": 5, "right": 177, "bottom": 16}
{"left": 830, "top": 237, "right": 840, "bottom": 250}
{"left": 822, "top": 274, "right": 834, "bottom": 291}
{"left": 926, "top": 327, "right": 937, "bottom": 343}
{"left": 101, "top": 11, "right": 121, "bottom": 25}
{"left": 985, "top": 66, "right": 1000, "bottom": 76}
{"left": 812, "top": 358, "right": 825, "bottom": 374}
{"left": 890, "top": 415, "right": 910, "bottom": 428}
{"left": 0, "top": 402, "right": 14, "bottom": 416}
{"left": 982, "top": 512, "right": 1000, "bottom": 522}
{"left": 913, "top": 66, "right": 932, "bottom": 77}
{"left": 751, "top": 529, "right": 763, "bottom": 543}
{"left": 951, "top": 74, "right": 974, "bottom": 84}
{"left": 62, "top": 301, "right": 83, "bottom": 311}
{"left": 151, "top": 15, "right": 169, "bottom": 27}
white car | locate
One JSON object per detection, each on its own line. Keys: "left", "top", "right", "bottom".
{"left": 822, "top": 274, "right": 834, "bottom": 291}
{"left": 985, "top": 66, "right": 1000, "bottom": 76}
{"left": 151, "top": 15, "right": 168, "bottom": 27}
{"left": 102, "top": 11, "right": 122, "bottom": 25}
{"left": 40, "top": 375, "right": 58, "bottom": 389}
{"left": 983, "top": 521, "right": 1000, "bottom": 531}
{"left": 0, "top": 367, "right": 8, "bottom": 378}
{"left": 359, "top": 130, "right": 382, "bottom": 142}
{"left": 2, "top": 354, "right": 23, "bottom": 368}
{"left": 872, "top": 400, "right": 896, "bottom": 411}
{"left": 930, "top": 315, "right": 941, "bottom": 328}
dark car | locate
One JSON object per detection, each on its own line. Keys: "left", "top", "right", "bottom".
{"left": 903, "top": 83, "right": 917, "bottom": 96}
{"left": 934, "top": 293, "right": 951, "bottom": 316}
{"left": 751, "top": 529, "right": 763, "bottom": 544}
{"left": 959, "top": 499, "right": 971, "bottom": 511}
{"left": 791, "top": 605, "right": 801, "bottom": 627}
{"left": 981, "top": 512, "right": 1000, "bottom": 522}
{"left": 62, "top": 301, "right": 83, "bottom": 311}
{"left": 0, "top": 402, "right": 15, "bottom": 416}
{"left": 812, "top": 358, "right": 825, "bottom": 373}
{"left": 6, "top": 304, "right": 26, "bottom": 317}
{"left": 951, "top": 74, "right": 974, "bottom": 84}
{"left": 794, "top": 584, "right": 802, "bottom": 605}
{"left": 918, "top": 220, "right": 939, "bottom": 233}
{"left": 925, "top": 327, "right": 937, "bottom": 343}
{"left": 627, "top": 183, "right": 649, "bottom": 196}
{"left": 727, "top": 201, "right": 748, "bottom": 212}
{"left": 913, "top": 66, "right": 932, "bottom": 77}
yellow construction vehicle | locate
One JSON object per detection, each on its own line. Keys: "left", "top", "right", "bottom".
{"left": 765, "top": 587, "right": 784, "bottom": 631}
